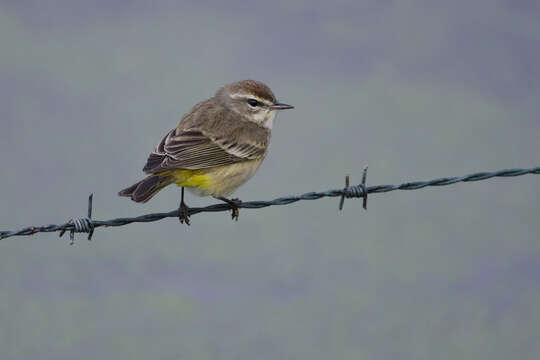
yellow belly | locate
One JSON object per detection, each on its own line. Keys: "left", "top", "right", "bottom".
{"left": 158, "top": 159, "right": 264, "bottom": 197}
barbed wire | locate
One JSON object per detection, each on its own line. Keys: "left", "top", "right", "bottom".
{"left": 1, "top": 166, "right": 539, "bottom": 243}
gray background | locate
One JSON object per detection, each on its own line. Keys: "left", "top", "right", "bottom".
{"left": 1, "top": 1, "right": 539, "bottom": 359}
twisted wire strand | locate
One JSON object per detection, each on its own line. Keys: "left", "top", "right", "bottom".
{"left": 1, "top": 166, "right": 539, "bottom": 241}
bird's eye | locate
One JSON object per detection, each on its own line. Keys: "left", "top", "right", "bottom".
{"left": 247, "top": 98, "right": 260, "bottom": 107}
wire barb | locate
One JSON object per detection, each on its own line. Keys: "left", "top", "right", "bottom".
{"left": 58, "top": 194, "right": 95, "bottom": 245}
{"left": 339, "top": 165, "right": 368, "bottom": 211}
{"left": 1, "top": 166, "right": 539, "bottom": 242}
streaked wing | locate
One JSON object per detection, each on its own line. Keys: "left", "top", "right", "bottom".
{"left": 143, "top": 128, "right": 266, "bottom": 173}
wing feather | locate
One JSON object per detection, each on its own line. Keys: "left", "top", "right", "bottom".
{"left": 143, "top": 128, "right": 267, "bottom": 174}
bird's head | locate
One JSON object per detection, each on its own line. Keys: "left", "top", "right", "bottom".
{"left": 216, "top": 80, "right": 294, "bottom": 128}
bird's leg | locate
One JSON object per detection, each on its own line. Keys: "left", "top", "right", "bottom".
{"left": 178, "top": 187, "right": 190, "bottom": 225}
{"left": 215, "top": 197, "right": 242, "bottom": 221}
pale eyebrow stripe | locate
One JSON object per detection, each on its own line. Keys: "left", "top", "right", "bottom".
{"left": 230, "top": 93, "right": 273, "bottom": 105}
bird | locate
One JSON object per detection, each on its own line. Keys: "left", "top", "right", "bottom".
{"left": 118, "top": 80, "right": 294, "bottom": 225}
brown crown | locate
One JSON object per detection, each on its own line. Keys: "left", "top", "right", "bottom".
{"left": 217, "top": 80, "right": 277, "bottom": 103}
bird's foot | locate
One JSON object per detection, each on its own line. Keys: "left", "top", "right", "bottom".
{"left": 178, "top": 201, "right": 191, "bottom": 225}
{"left": 217, "top": 197, "right": 242, "bottom": 221}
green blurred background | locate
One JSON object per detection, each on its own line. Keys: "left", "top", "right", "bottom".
{"left": 1, "top": 1, "right": 539, "bottom": 359}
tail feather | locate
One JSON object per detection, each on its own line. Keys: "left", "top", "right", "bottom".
{"left": 118, "top": 175, "right": 174, "bottom": 203}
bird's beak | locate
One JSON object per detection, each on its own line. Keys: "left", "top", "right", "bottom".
{"left": 271, "top": 102, "right": 294, "bottom": 110}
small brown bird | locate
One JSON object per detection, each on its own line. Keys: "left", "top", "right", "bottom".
{"left": 119, "top": 80, "right": 294, "bottom": 224}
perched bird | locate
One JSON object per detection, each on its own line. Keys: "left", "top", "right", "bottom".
{"left": 119, "top": 80, "right": 294, "bottom": 224}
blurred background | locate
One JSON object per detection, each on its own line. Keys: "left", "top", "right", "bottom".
{"left": 1, "top": 1, "right": 539, "bottom": 359}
